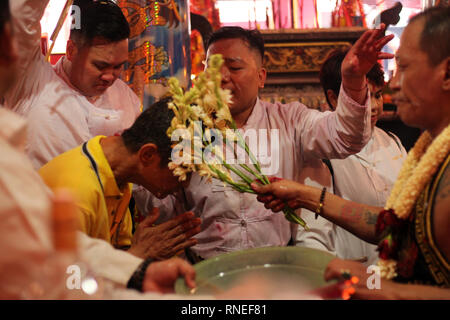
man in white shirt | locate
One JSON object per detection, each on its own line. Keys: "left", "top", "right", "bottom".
{"left": 4, "top": 0, "right": 141, "bottom": 169}
{"left": 319, "top": 51, "right": 407, "bottom": 266}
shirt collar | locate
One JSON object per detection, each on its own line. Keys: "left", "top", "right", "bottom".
{"left": 241, "top": 97, "right": 263, "bottom": 130}
{"left": 84, "top": 135, "right": 130, "bottom": 197}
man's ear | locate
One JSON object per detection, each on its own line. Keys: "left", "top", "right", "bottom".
{"left": 258, "top": 67, "right": 267, "bottom": 89}
{"left": 138, "top": 143, "right": 159, "bottom": 167}
{"left": 442, "top": 57, "right": 450, "bottom": 91}
{"left": 0, "top": 22, "right": 17, "bottom": 66}
{"left": 326, "top": 89, "right": 338, "bottom": 110}
{"left": 66, "top": 39, "right": 78, "bottom": 62}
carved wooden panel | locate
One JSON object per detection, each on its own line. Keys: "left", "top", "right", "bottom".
{"left": 263, "top": 42, "right": 351, "bottom": 73}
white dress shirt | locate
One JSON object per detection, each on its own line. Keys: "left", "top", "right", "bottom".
{"left": 330, "top": 127, "right": 407, "bottom": 266}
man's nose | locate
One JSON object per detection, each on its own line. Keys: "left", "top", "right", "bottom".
{"left": 389, "top": 69, "right": 400, "bottom": 91}
{"left": 220, "top": 65, "right": 230, "bottom": 83}
{"left": 100, "top": 71, "right": 116, "bottom": 83}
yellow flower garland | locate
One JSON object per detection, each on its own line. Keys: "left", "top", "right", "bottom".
{"left": 378, "top": 124, "right": 450, "bottom": 279}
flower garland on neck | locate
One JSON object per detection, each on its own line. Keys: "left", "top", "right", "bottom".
{"left": 377, "top": 124, "right": 450, "bottom": 279}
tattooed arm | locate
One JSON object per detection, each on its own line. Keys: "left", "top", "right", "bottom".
{"left": 432, "top": 163, "right": 450, "bottom": 264}
{"left": 251, "top": 179, "right": 383, "bottom": 244}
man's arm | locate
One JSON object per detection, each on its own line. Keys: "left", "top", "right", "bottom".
{"left": 252, "top": 180, "right": 382, "bottom": 244}
{"left": 324, "top": 258, "right": 450, "bottom": 299}
{"left": 77, "top": 232, "right": 143, "bottom": 286}
{"left": 5, "top": 0, "right": 51, "bottom": 111}
{"left": 296, "top": 25, "right": 394, "bottom": 160}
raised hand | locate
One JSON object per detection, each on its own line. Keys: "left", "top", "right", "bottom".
{"left": 128, "top": 208, "right": 202, "bottom": 260}
{"left": 342, "top": 23, "right": 395, "bottom": 103}
{"left": 143, "top": 257, "right": 196, "bottom": 293}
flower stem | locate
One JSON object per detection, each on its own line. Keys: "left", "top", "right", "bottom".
{"left": 283, "top": 206, "right": 309, "bottom": 230}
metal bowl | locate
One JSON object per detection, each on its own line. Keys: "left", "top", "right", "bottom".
{"left": 175, "top": 246, "right": 336, "bottom": 295}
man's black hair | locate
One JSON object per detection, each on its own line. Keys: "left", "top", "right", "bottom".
{"left": 319, "top": 49, "right": 384, "bottom": 109}
{"left": 206, "top": 26, "right": 265, "bottom": 62}
{"left": 0, "top": 0, "right": 11, "bottom": 33}
{"left": 71, "top": 0, "right": 130, "bottom": 47}
{"left": 121, "top": 97, "right": 174, "bottom": 165}
{"left": 409, "top": 6, "right": 450, "bottom": 66}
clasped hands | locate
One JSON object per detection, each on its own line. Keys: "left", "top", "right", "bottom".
{"left": 128, "top": 207, "right": 202, "bottom": 260}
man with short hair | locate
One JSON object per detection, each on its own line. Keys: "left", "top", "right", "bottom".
{"left": 319, "top": 51, "right": 407, "bottom": 266}
{"left": 253, "top": 7, "right": 450, "bottom": 298}
{"left": 138, "top": 25, "right": 395, "bottom": 260}
{"left": 5, "top": 0, "right": 141, "bottom": 169}
{"left": 39, "top": 97, "right": 202, "bottom": 260}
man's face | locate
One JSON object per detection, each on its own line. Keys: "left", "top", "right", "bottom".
{"left": 206, "top": 38, "right": 266, "bottom": 117}
{"left": 67, "top": 38, "right": 128, "bottom": 97}
{"left": 141, "top": 155, "right": 190, "bottom": 199}
{"left": 369, "top": 82, "right": 384, "bottom": 128}
{"left": 390, "top": 19, "right": 444, "bottom": 131}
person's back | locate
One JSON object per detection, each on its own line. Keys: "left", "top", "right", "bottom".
{"left": 4, "top": 0, "right": 141, "bottom": 169}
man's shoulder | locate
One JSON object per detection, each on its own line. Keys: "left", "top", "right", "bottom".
{"left": 259, "top": 99, "right": 307, "bottom": 109}
{"left": 373, "top": 127, "right": 405, "bottom": 151}
{"left": 104, "top": 79, "right": 141, "bottom": 110}
{"left": 39, "top": 146, "right": 102, "bottom": 199}
{"left": 109, "top": 79, "right": 139, "bottom": 99}
{"left": 258, "top": 99, "right": 310, "bottom": 118}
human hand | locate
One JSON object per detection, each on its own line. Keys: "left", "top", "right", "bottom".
{"left": 323, "top": 258, "right": 398, "bottom": 300}
{"left": 142, "top": 257, "right": 196, "bottom": 293}
{"left": 128, "top": 208, "right": 201, "bottom": 260}
{"left": 342, "top": 23, "right": 394, "bottom": 81}
{"left": 251, "top": 178, "right": 307, "bottom": 212}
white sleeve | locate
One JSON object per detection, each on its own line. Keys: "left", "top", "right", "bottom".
{"left": 294, "top": 84, "right": 372, "bottom": 161}
{"left": 5, "top": 0, "right": 51, "bottom": 112}
{"left": 77, "top": 232, "right": 143, "bottom": 286}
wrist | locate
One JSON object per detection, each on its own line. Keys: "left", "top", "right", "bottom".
{"left": 127, "top": 257, "right": 154, "bottom": 292}
{"left": 296, "top": 185, "right": 322, "bottom": 211}
{"left": 342, "top": 76, "right": 367, "bottom": 92}
{"left": 314, "top": 187, "right": 327, "bottom": 219}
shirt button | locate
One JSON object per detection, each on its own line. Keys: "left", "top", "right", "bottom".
{"left": 240, "top": 220, "right": 247, "bottom": 227}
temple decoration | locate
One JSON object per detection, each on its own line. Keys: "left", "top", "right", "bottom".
{"left": 118, "top": 0, "right": 191, "bottom": 108}
{"left": 264, "top": 42, "right": 351, "bottom": 73}
{"left": 189, "top": 0, "right": 220, "bottom": 79}
{"left": 332, "top": 0, "right": 367, "bottom": 27}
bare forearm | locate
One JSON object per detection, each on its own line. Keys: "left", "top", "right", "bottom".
{"left": 297, "top": 186, "right": 382, "bottom": 244}
{"left": 359, "top": 281, "right": 450, "bottom": 300}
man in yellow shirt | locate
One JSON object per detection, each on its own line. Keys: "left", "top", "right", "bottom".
{"left": 40, "top": 97, "right": 201, "bottom": 260}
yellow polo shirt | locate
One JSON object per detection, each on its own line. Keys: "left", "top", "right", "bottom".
{"left": 39, "top": 135, "right": 133, "bottom": 248}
